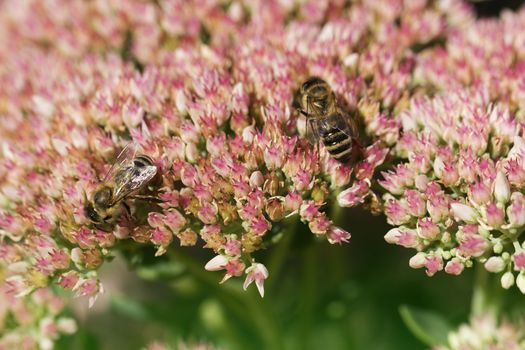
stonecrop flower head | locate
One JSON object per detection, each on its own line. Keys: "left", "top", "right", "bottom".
{"left": 0, "top": 0, "right": 468, "bottom": 312}
{"left": 433, "top": 314, "right": 525, "bottom": 350}
{"left": 1, "top": 0, "right": 523, "bottom": 346}
{"left": 380, "top": 4, "right": 525, "bottom": 294}
{"left": 0, "top": 286, "right": 76, "bottom": 350}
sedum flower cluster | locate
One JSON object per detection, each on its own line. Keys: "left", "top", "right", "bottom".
{"left": 0, "top": 287, "right": 76, "bottom": 350}
{"left": 0, "top": 0, "right": 524, "bottom": 347}
{"left": 381, "top": 7, "right": 525, "bottom": 293}
{"left": 434, "top": 314, "right": 525, "bottom": 350}
{"left": 0, "top": 0, "right": 461, "bottom": 308}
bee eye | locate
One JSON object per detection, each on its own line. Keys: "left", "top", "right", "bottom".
{"left": 85, "top": 204, "right": 101, "bottom": 223}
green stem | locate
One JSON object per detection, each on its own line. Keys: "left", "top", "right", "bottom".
{"left": 297, "top": 245, "right": 318, "bottom": 350}
{"left": 267, "top": 216, "right": 298, "bottom": 290}
{"left": 470, "top": 263, "right": 499, "bottom": 319}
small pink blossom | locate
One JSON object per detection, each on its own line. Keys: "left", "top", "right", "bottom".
{"left": 243, "top": 263, "right": 269, "bottom": 298}
{"left": 444, "top": 258, "right": 464, "bottom": 275}
{"left": 327, "top": 227, "right": 351, "bottom": 244}
{"left": 513, "top": 252, "right": 525, "bottom": 271}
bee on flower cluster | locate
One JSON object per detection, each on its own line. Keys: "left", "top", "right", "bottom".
{"left": 84, "top": 143, "right": 158, "bottom": 231}
{"left": 298, "top": 77, "right": 363, "bottom": 164}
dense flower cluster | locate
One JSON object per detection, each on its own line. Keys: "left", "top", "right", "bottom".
{"left": 0, "top": 287, "right": 76, "bottom": 350}
{"left": 381, "top": 7, "right": 525, "bottom": 293}
{"left": 0, "top": 0, "right": 463, "bottom": 311}
{"left": 1, "top": 0, "right": 524, "bottom": 347}
{"left": 433, "top": 314, "right": 525, "bottom": 350}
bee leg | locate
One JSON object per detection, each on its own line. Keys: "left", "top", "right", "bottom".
{"left": 123, "top": 202, "right": 132, "bottom": 216}
{"left": 131, "top": 194, "right": 164, "bottom": 203}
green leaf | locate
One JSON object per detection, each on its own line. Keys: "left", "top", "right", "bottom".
{"left": 399, "top": 304, "right": 453, "bottom": 347}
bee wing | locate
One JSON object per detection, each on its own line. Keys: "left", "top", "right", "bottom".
{"left": 305, "top": 117, "right": 321, "bottom": 145}
{"left": 322, "top": 112, "right": 358, "bottom": 139}
{"left": 111, "top": 164, "right": 157, "bottom": 205}
{"left": 101, "top": 142, "right": 139, "bottom": 183}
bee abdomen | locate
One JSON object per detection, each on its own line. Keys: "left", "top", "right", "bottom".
{"left": 321, "top": 129, "right": 352, "bottom": 163}
{"left": 134, "top": 155, "right": 154, "bottom": 167}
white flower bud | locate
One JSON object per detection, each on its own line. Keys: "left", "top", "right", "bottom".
{"left": 384, "top": 228, "right": 400, "bottom": 244}
{"left": 205, "top": 255, "right": 228, "bottom": 271}
{"left": 242, "top": 126, "right": 256, "bottom": 143}
{"left": 249, "top": 171, "right": 264, "bottom": 188}
{"left": 493, "top": 171, "right": 510, "bottom": 204}
{"left": 517, "top": 272, "right": 525, "bottom": 294}
{"left": 433, "top": 156, "right": 445, "bottom": 179}
{"left": 501, "top": 271, "right": 515, "bottom": 289}
{"left": 409, "top": 252, "right": 426, "bottom": 269}
{"left": 451, "top": 203, "right": 479, "bottom": 223}
{"left": 484, "top": 256, "right": 505, "bottom": 273}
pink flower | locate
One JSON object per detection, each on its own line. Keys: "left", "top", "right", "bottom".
{"left": 444, "top": 258, "right": 464, "bottom": 276}
{"left": 513, "top": 252, "right": 525, "bottom": 271}
{"left": 327, "top": 227, "right": 351, "bottom": 244}
{"left": 243, "top": 263, "right": 269, "bottom": 298}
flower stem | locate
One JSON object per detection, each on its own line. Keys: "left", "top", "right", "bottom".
{"left": 267, "top": 216, "right": 298, "bottom": 290}
{"left": 470, "top": 263, "right": 499, "bottom": 318}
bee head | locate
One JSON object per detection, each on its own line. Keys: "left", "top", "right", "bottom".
{"left": 299, "top": 77, "right": 333, "bottom": 116}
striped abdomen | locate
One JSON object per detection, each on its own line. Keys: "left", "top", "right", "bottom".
{"left": 320, "top": 128, "right": 353, "bottom": 163}
{"left": 133, "top": 155, "right": 154, "bottom": 167}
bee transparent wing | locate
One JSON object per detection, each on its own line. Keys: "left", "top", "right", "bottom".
{"left": 305, "top": 117, "right": 322, "bottom": 145}
{"left": 323, "top": 112, "right": 358, "bottom": 139}
{"left": 101, "top": 142, "right": 139, "bottom": 183}
{"left": 111, "top": 163, "right": 157, "bottom": 205}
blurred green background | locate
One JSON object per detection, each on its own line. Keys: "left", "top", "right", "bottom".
{"left": 51, "top": 208, "right": 490, "bottom": 350}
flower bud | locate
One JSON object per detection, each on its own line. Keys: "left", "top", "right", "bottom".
{"left": 507, "top": 192, "right": 525, "bottom": 226}
{"left": 451, "top": 203, "right": 478, "bottom": 223}
{"left": 444, "top": 258, "right": 464, "bottom": 275}
{"left": 249, "top": 171, "right": 264, "bottom": 188}
{"left": 263, "top": 145, "right": 284, "bottom": 170}
{"left": 177, "top": 228, "right": 198, "bottom": 247}
{"left": 384, "top": 227, "right": 418, "bottom": 248}
{"left": 70, "top": 248, "right": 83, "bottom": 265}
{"left": 185, "top": 143, "right": 200, "bottom": 163}
{"left": 205, "top": 255, "right": 228, "bottom": 271}
{"left": 493, "top": 171, "right": 510, "bottom": 204}
{"left": 265, "top": 199, "right": 285, "bottom": 221}
{"left": 517, "top": 272, "right": 525, "bottom": 294}
{"left": 409, "top": 252, "right": 426, "bottom": 269}
{"left": 311, "top": 183, "right": 329, "bottom": 204}
{"left": 414, "top": 174, "right": 429, "bottom": 191}
{"left": 501, "top": 272, "right": 514, "bottom": 289}
{"left": 484, "top": 256, "right": 505, "bottom": 273}
{"left": 283, "top": 191, "right": 302, "bottom": 212}
{"left": 327, "top": 227, "right": 351, "bottom": 244}
{"left": 469, "top": 181, "right": 491, "bottom": 206}
{"left": 433, "top": 156, "right": 445, "bottom": 179}
{"left": 263, "top": 172, "right": 282, "bottom": 196}
{"left": 484, "top": 202, "right": 504, "bottom": 228}
{"left": 242, "top": 126, "right": 256, "bottom": 143}
{"left": 513, "top": 251, "right": 525, "bottom": 271}
{"left": 417, "top": 217, "right": 440, "bottom": 240}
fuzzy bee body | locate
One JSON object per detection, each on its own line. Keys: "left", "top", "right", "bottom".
{"left": 85, "top": 144, "right": 157, "bottom": 231}
{"left": 320, "top": 126, "right": 353, "bottom": 163}
{"left": 298, "top": 77, "right": 362, "bottom": 164}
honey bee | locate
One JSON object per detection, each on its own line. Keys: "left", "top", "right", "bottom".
{"left": 84, "top": 143, "right": 158, "bottom": 231}
{"left": 298, "top": 77, "right": 362, "bottom": 163}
